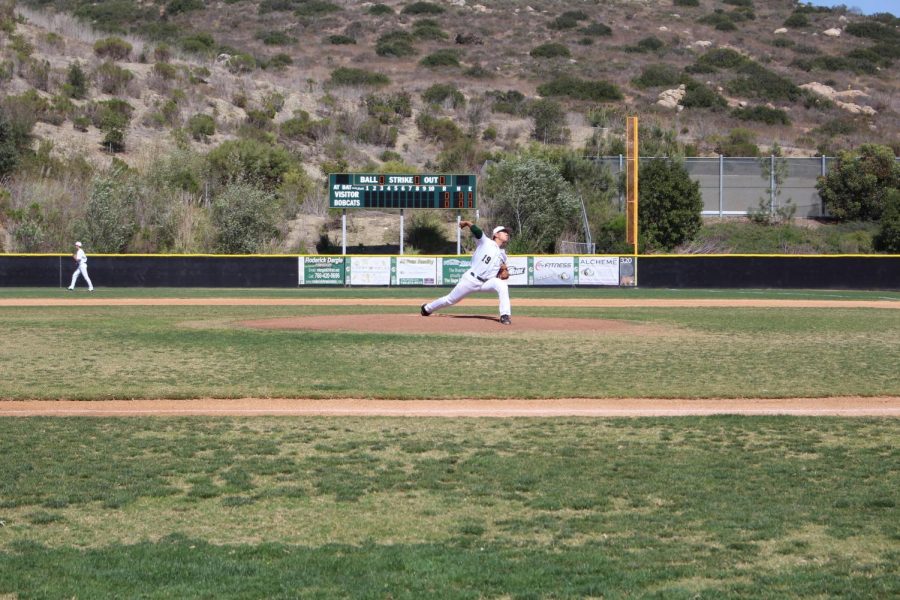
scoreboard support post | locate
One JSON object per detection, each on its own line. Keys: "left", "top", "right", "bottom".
{"left": 400, "top": 209, "right": 405, "bottom": 255}
{"left": 341, "top": 210, "right": 347, "bottom": 255}
{"left": 456, "top": 211, "right": 461, "bottom": 255}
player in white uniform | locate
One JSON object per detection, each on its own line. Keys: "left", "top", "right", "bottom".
{"left": 421, "top": 221, "right": 512, "bottom": 324}
{"left": 68, "top": 241, "right": 94, "bottom": 291}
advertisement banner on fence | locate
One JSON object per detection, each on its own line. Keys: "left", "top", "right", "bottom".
{"left": 439, "top": 257, "right": 471, "bottom": 285}
{"left": 531, "top": 256, "right": 575, "bottom": 286}
{"left": 349, "top": 256, "right": 391, "bottom": 286}
{"left": 394, "top": 257, "right": 437, "bottom": 285}
{"left": 576, "top": 256, "right": 620, "bottom": 285}
{"left": 506, "top": 256, "right": 529, "bottom": 286}
{"left": 618, "top": 256, "right": 636, "bottom": 286}
{"left": 298, "top": 257, "right": 346, "bottom": 285}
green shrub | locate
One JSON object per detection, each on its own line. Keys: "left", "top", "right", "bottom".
{"left": 486, "top": 90, "right": 527, "bottom": 115}
{"left": 537, "top": 76, "right": 623, "bottom": 102}
{"left": 404, "top": 210, "right": 454, "bottom": 253}
{"left": 681, "top": 80, "right": 727, "bottom": 109}
{"left": 368, "top": 3, "right": 393, "bottom": 15}
{"left": 415, "top": 113, "right": 462, "bottom": 144}
{"left": 401, "top": 2, "right": 444, "bottom": 15}
{"left": 548, "top": 11, "right": 588, "bottom": 30}
{"left": 698, "top": 11, "right": 740, "bottom": 31}
{"left": 280, "top": 113, "right": 329, "bottom": 142}
{"left": 716, "top": 128, "right": 759, "bottom": 156}
{"left": 255, "top": 30, "right": 296, "bottom": 45}
{"left": 93, "top": 36, "right": 132, "bottom": 60}
{"left": 693, "top": 48, "right": 747, "bottom": 71}
{"left": 732, "top": 105, "right": 790, "bottom": 125}
{"left": 632, "top": 64, "right": 682, "bottom": 88}
{"left": 817, "top": 144, "right": 900, "bottom": 221}
{"left": 845, "top": 21, "right": 900, "bottom": 43}
{"left": 580, "top": 22, "right": 612, "bottom": 36}
{"left": 420, "top": 49, "right": 460, "bottom": 68}
{"left": 266, "top": 54, "right": 293, "bottom": 70}
{"left": 294, "top": 1, "right": 341, "bottom": 17}
{"left": 94, "top": 61, "right": 133, "bottom": 94}
{"left": 258, "top": 0, "right": 295, "bottom": 13}
{"left": 530, "top": 43, "right": 571, "bottom": 59}
{"left": 86, "top": 99, "right": 134, "bottom": 130}
{"left": 64, "top": 62, "right": 88, "bottom": 99}
{"left": 413, "top": 19, "right": 447, "bottom": 40}
{"left": 783, "top": 12, "right": 809, "bottom": 27}
{"left": 422, "top": 84, "right": 465, "bottom": 108}
{"left": 152, "top": 61, "right": 178, "bottom": 80}
{"left": 771, "top": 37, "right": 795, "bottom": 48}
{"left": 187, "top": 114, "right": 215, "bottom": 141}
{"left": 625, "top": 36, "right": 665, "bottom": 53}
{"left": 180, "top": 32, "right": 216, "bottom": 54}
{"left": 726, "top": 62, "right": 800, "bottom": 102}
{"left": 327, "top": 34, "right": 356, "bottom": 45}
{"left": 165, "top": 0, "right": 204, "bottom": 15}
{"left": 376, "top": 31, "right": 417, "bottom": 57}
{"left": 212, "top": 183, "right": 280, "bottom": 254}
{"left": 207, "top": 138, "right": 293, "bottom": 190}
{"left": 329, "top": 67, "right": 389, "bottom": 87}
{"left": 873, "top": 189, "right": 900, "bottom": 253}
{"left": 723, "top": 0, "right": 753, "bottom": 6}
{"left": 673, "top": 0, "right": 699, "bottom": 6}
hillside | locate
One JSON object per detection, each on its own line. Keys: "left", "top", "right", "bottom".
{"left": 0, "top": 0, "right": 898, "bottom": 254}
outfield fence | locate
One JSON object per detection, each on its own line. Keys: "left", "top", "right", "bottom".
{"left": 2, "top": 254, "right": 898, "bottom": 290}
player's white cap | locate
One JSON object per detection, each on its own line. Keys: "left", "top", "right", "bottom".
{"left": 492, "top": 226, "right": 510, "bottom": 236}
{"left": 74, "top": 241, "right": 82, "bottom": 247}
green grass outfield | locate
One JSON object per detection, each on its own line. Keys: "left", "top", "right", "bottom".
{"left": 0, "top": 417, "right": 897, "bottom": 598}
{"left": 1, "top": 287, "right": 898, "bottom": 598}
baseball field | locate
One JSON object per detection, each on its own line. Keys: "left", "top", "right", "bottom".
{"left": 1, "top": 286, "right": 898, "bottom": 598}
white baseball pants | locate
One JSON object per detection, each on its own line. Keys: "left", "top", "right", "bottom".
{"left": 69, "top": 263, "right": 93, "bottom": 290}
{"left": 425, "top": 272, "right": 510, "bottom": 316}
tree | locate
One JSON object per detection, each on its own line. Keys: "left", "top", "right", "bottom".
{"left": 212, "top": 183, "right": 280, "bottom": 253}
{"left": 528, "top": 99, "right": 569, "bottom": 144}
{"left": 817, "top": 144, "right": 900, "bottom": 221}
{"left": 0, "top": 108, "right": 18, "bottom": 177}
{"left": 638, "top": 158, "right": 703, "bottom": 252}
{"left": 873, "top": 188, "right": 900, "bottom": 253}
{"left": 77, "top": 164, "right": 138, "bottom": 252}
{"left": 485, "top": 155, "right": 580, "bottom": 253}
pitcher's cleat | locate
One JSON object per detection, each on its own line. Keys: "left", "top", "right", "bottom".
{"left": 420, "top": 304, "right": 430, "bottom": 316}
{"left": 500, "top": 314, "right": 511, "bottom": 325}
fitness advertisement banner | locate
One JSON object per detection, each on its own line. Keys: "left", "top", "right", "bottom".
{"left": 394, "top": 257, "right": 437, "bottom": 286}
{"left": 349, "top": 257, "right": 391, "bottom": 286}
{"left": 439, "top": 257, "right": 471, "bottom": 285}
{"left": 576, "top": 256, "right": 620, "bottom": 285}
{"left": 298, "top": 257, "right": 346, "bottom": 285}
{"left": 531, "top": 256, "right": 575, "bottom": 286}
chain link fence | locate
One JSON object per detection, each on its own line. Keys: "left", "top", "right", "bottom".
{"left": 594, "top": 156, "right": 842, "bottom": 218}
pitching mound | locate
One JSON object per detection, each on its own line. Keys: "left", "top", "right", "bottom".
{"left": 238, "top": 313, "right": 666, "bottom": 335}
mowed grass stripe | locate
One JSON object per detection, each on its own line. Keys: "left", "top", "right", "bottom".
{"left": 2, "top": 305, "right": 898, "bottom": 399}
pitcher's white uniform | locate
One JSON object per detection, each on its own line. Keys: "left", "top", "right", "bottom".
{"left": 68, "top": 241, "right": 93, "bottom": 291}
{"left": 423, "top": 224, "right": 511, "bottom": 320}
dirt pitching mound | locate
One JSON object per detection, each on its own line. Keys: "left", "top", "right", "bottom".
{"left": 238, "top": 313, "right": 665, "bottom": 335}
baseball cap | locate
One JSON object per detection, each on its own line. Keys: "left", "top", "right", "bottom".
{"left": 492, "top": 226, "right": 510, "bottom": 236}
{"left": 74, "top": 241, "right": 82, "bottom": 247}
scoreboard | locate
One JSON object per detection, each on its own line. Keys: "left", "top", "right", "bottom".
{"left": 329, "top": 173, "right": 476, "bottom": 209}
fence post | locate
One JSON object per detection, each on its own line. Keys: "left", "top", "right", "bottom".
{"left": 618, "top": 154, "right": 624, "bottom": 211}
{"left": 399, "top": 208, "right": 404, "bottom": 255}
{"left": 719, "top": 154, "right": 724, "bottom": 217}
{"left": 770, "top": 154, "right": 776, "bottom": 216}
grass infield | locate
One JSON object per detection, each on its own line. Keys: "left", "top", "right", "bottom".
{"left": 1, "top": 287, "right": 898, "bottom": 597}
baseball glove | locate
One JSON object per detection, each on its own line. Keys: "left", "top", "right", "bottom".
{"left": 497, "top": 263, "right": 509, "bottom": 280}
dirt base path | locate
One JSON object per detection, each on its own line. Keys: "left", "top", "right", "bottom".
{"left": 2, "top": 398, "right": 898, "bottom": 417}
